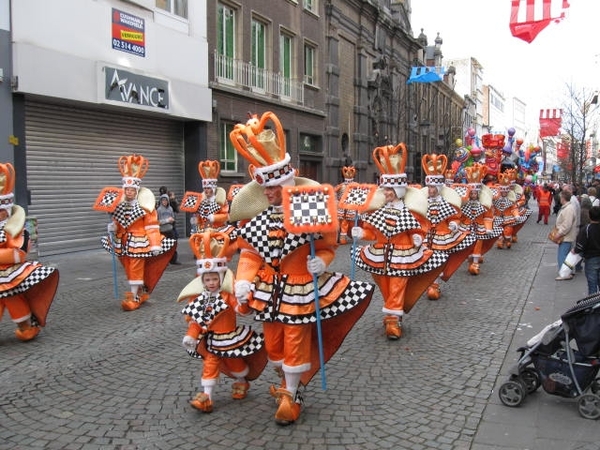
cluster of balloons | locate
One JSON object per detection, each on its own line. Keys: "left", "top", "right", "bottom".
{"left": 450, "top": 127, "right": 543, "bottom": 184}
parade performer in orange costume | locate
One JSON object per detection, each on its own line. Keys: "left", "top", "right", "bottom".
{"left": 420, "top": 154, "right": 475, "bottom": 300}
{"left": 180, "top": 161, "right": 238, "bottom": 258}
{"left": 335, "top": 165, "right": 357, "bottom": 245}
{"left": 492, "top": 172, "right": 521, "bottom": 249}
{"left": 453, "top": 163, "right": 502, "bottom": 275}
{"left": 95, "top": 154, "right": 176, "bottom": 311}
{"left": 0, "top": 163, "right": 59, "bottom": 341}
{"left": 505, "top": 168, "right": 532, "bottom": 243}
{"left": 178, "top": 230, "right": 266, "bottom": 413}
{"left": 352, "top": 143, "right": 447, "bottom": 339}
{"left": 229, "top": 111, "right": 374, "bottom": 425}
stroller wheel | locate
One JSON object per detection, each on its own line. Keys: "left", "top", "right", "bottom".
{"left": 578, "top": 394, "right": 600, "bottom": 420}
{"left": 498, "top": 380, "right": 526, "bottom": 407}
{"left": 520, "top": 369, "right": 541, "bottom": 394}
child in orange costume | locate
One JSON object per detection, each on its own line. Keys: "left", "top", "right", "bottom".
{"left": 179, "top": 231, "right": 266, "bottom": 413}
{"left": 0, "top": 163, "right": 59, "bottom": 341}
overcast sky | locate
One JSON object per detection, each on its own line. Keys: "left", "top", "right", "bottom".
{"left": 410, "top": 0, "right": 600, "bottom": 129}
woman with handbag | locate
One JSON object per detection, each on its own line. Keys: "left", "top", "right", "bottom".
{"left": 572, "top": 206, "right": 600, "bottom": 294}
{"left": 553, "top": 190, "right": 578, "bottom": 280}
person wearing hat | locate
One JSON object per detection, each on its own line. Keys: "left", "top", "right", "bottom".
{"left": 0, "top": 163, "right": 59, "bottom": 341}
{"left": 228, "top": 112, "right": 374, "bottom": 425}
{"left": 335, "top": 165, "right": 357, "bottom": 245}
{"left": 97, "top": 154, "right": 177, "bottom": 311}
{"left": 491, "top": 172, "right": 521, "bottom": 249}
{"left": 178, "top": 230, "right": 266, "bottom": 413}
{"left": 352, "top": 143, "right": 448, "bottom": 339}
{"left": 453, "top": 163, "right": 502, "bottom": 275}
{"left": 419, "top": 154, "right": 476, "bottom": 300}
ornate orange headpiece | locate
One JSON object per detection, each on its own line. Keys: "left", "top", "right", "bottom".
{"left": 189, "top": 230, "right": 230, "bottom": 278}
{"left": 372, "top": 143, "right": 408, "bottom": 188}
{"left": 229, "top": 112, "right": 294, "bottom": 187}
{"left": 422, "top": 154, "right": 448, "bottom": 187}
{"left": 199, "top": 160, "right": 220, "bottom": 190}
{"left": 444, "top": 169, "right": 456, "bottom": 186}
{"left": 497, "top": 172, "right": 512, "bottom": 192}
{"left": 0, "top": 163, "right": 15, "bottom": 211}
{"left": 342, "top": 166, "right": 356, "bottom": 181}
{"left": 465, "top": 163, "right": 487, "bottom": 191}
{"left": 119, "top": 154, "right": 149, "bottom": 189}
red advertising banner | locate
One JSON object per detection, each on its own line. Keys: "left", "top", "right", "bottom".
{"left": 112, "top": 8, "right": 145, "bottom": 57}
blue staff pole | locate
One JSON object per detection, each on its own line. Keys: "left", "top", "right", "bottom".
{"left": 108, "top": 231, "right": 119, "bottom": 300}
{"left": 309, "top": 234, "right": 327, "bottom": 391}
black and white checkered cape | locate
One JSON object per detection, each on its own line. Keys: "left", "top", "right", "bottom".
{"left": 0, "top": 263, "right": 56, "bottom": 299}
{"left": 251, "top": 272, "right": 374, "bottom": 325}
{"left": 101, "top": 234, "right": 176, "bottom": 257}
{"left": 353, "top": 243, "right": 447, "bottom": 277}
{"left": 237, "top": 208, "right": 319, "bottom": 265}
{"left": 182, "top": 293, "right": 264, "bottom": 359}
{"left": 361, "top": 205, "right": 422, "bottom": 239}
{"left": 461, "top": 201, "right": 503, "bottom": 239}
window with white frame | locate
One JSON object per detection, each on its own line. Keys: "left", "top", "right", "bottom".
{"left": 280, "top": 32, "right": 294, "bottom": 97}
{"left": 220, "top": 123, "right": 238, "bottom": 172}
{"left": 303, "top": 0, "right": 317, "bottom": 13}
{"left": 251, "top": 19, "right": 267, "bottom": 90}
{"left": 156, "top": 0, "right": 188, "bottom": 19}
{"left": 304, "top": 42, "right": 316, "bottom": 86}
{"left": 217, "top": 3, "right": 236, "bottom": 81}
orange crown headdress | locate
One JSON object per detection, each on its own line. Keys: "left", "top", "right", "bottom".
{"left": 373, "top": 143, "right": 408, "bottom": 188}
{"left": 497, "top": 172, "right": 512, "bottom": 192}
{"left": 199, "top": 160, "right": 220, "bottom": 190}
{"left": 465, "top": 163, "right": 487, "bottom": 191}
{"left": 0, "top": 163, "right": 15, "bottom": 211}
{"left": 229, "top": 112, "right": 295, "bottom": 187}
{"left": 341, "top": 166, "right": 356, "bottom": 181}
{"left": 189, "top": 230, "right": 230, "bottom": 278}
{"left": 422, "top": 154, "right": 448, "bottom": 187}
{"left": 444, "top": 169, "right": 456, "bottom": 186}
{"left": 119, "top": 154, "right": 149, "bottom": 189}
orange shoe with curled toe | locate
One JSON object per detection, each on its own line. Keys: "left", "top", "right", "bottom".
{"left": 383, "top": 316, "right": 402, "bottom": 340}
{"left": 274, "top": 388, "right": 301, "bottom": 425}
{"left": 15, "top": 323, "right": 41, "bottom": 342}
{"left": 190, "top": 393, "right": 213, "bottom": 413}
{"left": 232, "top": 381, "right": 250, "bottom": 400}
{"left": 468, "top": 262, "right": 480, "bottom": 275}
{"left": 427, "top": 283, "right": 441, "bottom": 300}
{"left": 121, "top": 292, "right": 142, "bottom": 311}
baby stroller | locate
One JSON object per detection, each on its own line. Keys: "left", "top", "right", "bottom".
{"left": 498, "top": 293, "right": 600, "bottom": 419}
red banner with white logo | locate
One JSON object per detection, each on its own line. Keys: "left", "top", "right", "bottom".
{"left": 539, "top": 108, "right": 562, "bottom": 138}
{"left": 510, "top": 0, "right": 570, "bottom": 43}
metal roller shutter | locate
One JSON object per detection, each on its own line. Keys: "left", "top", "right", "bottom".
{"left": 25, "top": 100, "right": 184, "bottom": 256}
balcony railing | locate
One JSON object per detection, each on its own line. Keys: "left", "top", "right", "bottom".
{"left": 214, "top": 51, "right": 304, "bottom": 105}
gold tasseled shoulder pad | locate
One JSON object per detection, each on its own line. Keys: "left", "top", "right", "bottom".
{"left": 215, "top": 187, "right": 227, "bottom": 206}
{"left": 440, "top": 186, "right": 463, "bottom": 209}
{"left": 405, "top": 187, "right": 428, "bottom": 216}
{"left": 138, "top": 187, "right": 156, "bottom": 212}
{"left": 480, "top": 185, "right": 493, "bottom": 208}
{"left": 4, "top": 205, "right": 25, "bottom": 238}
